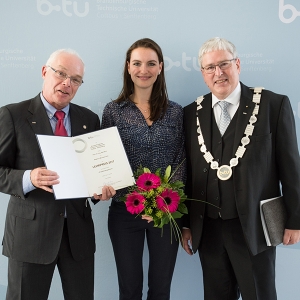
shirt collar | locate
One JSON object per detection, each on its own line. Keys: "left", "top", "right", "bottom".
{"left": 40, "top": 92, "right": 70, "bottom": 119}
{"left": 211, "top": 82, "right": 241, "bottom": 108}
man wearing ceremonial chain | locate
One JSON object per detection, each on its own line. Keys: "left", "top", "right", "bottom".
{"left": 182, "top": 37, "right": 300, "bottom": 300}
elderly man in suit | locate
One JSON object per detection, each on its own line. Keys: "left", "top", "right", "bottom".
{"left": 0, "top": 49, "right": 114, "bottom": 300}
{"left": 182, "top": 37, "right": 300, "bottom": 300}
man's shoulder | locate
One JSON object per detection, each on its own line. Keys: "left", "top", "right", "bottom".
{"left": 184, "top": 92, "right": 211, "bottom": 112}
{"left": 183, "top": 100, "right": 196, "bottom": 112}
{"left": 168, "top": 99, "right": 182, "bottom": 109}
{"left": 241, "top": 82, "right": 287, "bottom": 100}
{"left": 70, "top": 102, "right": 98, "bottom": 118}
{"left": 261, "top": 88, "right": 287, "bottom": 100}
{"left": 2, "top": 95, "right": 39, "bottom": 113}
{"left": 166, "top": 100, "right": 183, "bottom": 116}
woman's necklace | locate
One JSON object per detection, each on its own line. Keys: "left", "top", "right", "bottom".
{"left": 132, "top": 94, "right": 152, "bottom": 123}
{"left": 136, "top": 105, "right": 149, "bottom": 113}
{"left": 135, "top": 104, "right": 152, "bottom": 124}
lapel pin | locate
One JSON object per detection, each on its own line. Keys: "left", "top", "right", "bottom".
{"left": 83, "top": 125, "right": 87, "bottom": 129}
{"left": 243, "top": 112, "right": 247, "bottom": 115}
{"left": 32, "top": 122, "right": 36, "bottom": 124}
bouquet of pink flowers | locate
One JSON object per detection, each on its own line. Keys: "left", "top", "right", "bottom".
{"left": 123, "top": 165, "right": 187, "bottom": 234}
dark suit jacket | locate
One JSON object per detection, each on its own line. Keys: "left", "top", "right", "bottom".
{"left": 0, "top": 94, "right": 100, "bottom": 264}
{"left": 184, "top": 82, "right": 300, "bottom": 255}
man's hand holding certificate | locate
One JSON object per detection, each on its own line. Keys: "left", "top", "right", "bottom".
{"left": 36, "top": 127, "right": 135, "bottom": 200}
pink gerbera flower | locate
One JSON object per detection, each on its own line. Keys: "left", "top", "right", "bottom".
{"left": 125, "top": 192, "right": 146, "bottom": 214}
{"left": 136, "top": 173, "right": 161, "bottom": 191}
{"left": 156, "top": 189, "right": 180, "bottom": 213}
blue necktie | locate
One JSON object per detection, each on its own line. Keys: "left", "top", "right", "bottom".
{"left": 218, "top": 101, "right": 231, "bottom": 136}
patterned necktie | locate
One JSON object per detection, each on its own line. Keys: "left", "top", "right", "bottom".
{"left": 54, "top": 111, "right": 68, "bottom": 136}
{"left": 218, "top": 101, "right": 231, "bottom": 136}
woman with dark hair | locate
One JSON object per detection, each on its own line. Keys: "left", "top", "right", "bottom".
{"left": 101, "top": 38, "right": 185, "bottom": 300}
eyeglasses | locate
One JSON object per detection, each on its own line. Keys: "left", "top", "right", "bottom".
{"left": 47, "top": 66, "right": 84, "bottom": 86}
{"left": 201, "top": 58, "right": 237, "bottom": 74}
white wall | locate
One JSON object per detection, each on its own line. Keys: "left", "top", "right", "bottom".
{"left": 0, "top": 0, "right": 300, "bottom": 299}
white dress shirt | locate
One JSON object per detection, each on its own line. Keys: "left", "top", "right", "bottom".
{"left": 212, "top": 82, "right": 241, "bottom": 129}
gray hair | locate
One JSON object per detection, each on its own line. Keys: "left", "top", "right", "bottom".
{"left": 46, "top": 49, "right": 85, "bottom": 73}
{"left": 198, "top": 37, "right": 238, "bottom": 67}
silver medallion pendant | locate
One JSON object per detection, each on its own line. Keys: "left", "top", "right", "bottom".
{"left": 217, "top": 165, "right": 232, "bottom": 180}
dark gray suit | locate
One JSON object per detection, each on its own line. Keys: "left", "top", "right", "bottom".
{"left": 0, "top": 94, "right": 100, "bottom": 298}
{"left": 183, "top": 82, "right": 300, "bottom": 299}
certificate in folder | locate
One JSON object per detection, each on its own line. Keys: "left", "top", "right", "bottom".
{"left": 36, "top": 127, "right": 135, "bottom": 200}
{"left": 260, "top": 196, "right": 287, "bottom": 246}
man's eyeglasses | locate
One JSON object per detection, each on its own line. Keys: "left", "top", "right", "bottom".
{"left": 201, "top": 58, "right": 237, "bottom": 74}
{"left": 47, "top": 66, "right": 84, "bottom": 86}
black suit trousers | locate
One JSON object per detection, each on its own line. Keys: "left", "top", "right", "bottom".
{"left": 6, "top": 220, "right": 95, "bottom": 300}
{"left": 198, "top": 217, "right": 276, "bottom": 300}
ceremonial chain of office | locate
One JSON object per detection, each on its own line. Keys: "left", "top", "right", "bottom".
{"left": 195, "top": 87, "right": 264, "bottom": 180}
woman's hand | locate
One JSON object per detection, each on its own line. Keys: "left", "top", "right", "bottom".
{"left": 141, "top": 215, "right": 153, "bottom": 223}
{"left": 93, "top": 185, "right": 116, "bottom": 201}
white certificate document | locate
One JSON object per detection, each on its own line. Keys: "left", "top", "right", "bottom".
{"left": 36, "top": 127, "right": 135, "bottom": 200}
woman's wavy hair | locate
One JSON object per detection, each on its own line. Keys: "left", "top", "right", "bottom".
{"left": 115, "top": 38, "right": 168, "bottom": 122}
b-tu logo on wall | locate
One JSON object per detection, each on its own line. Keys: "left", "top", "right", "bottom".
{"left": 37, "top": 0, "right": 89, "bottom": 17}
{"left": 164, "top": 53, "right": 199, "bottom": 72}
{"left": 279, "top": 0, "right": 300, "bottom": 23}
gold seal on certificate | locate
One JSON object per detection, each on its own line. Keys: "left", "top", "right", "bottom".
{"left": 36, "top": 127, "right": 135, "bottom": 200}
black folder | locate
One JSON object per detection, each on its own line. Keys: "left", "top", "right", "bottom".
{"left": 260, "top": 196, "right": 287, "bottom": 246}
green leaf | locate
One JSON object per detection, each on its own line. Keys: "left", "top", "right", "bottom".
{"left": 119, "top": 196, "right": 126, "bottom": 202}
{"left": 155, "top": 168, "right": 161, "bottom": 176}
{"left": 177, "top": 203, "right": 188, "bottom": 214}
{"left": 163, "top": 165, "right": 171, "bottom": 183}
{"left": 152, "top": 215, "right": 160, "bottom": 227}
{"left": 170, "top": 181, "right": 185, "bottom": 189}
{"left": 174, "top": 191, "right": 186, "bottom": 198}
{"left": 160, "top": 214, "right": 170, "bottom": 226}
{"left": 134, "top": 165, "right": 146, "bottom": 178}
{"left": 143, "top": 167, "right": 151, "bottom": 173}
{"left": 171, "top": 211, "right": 183, "bottom": 219}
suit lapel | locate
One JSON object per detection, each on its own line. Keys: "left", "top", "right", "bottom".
{"left": 197, "top": 93, "right": 213, "bottom": 153}
{"left": 69, "top": 104, "right": 89, "bottom": 136}
{"left": 27, "top": 99, "right": 91, "bottom": 137}
{"left": 27, "top": 95, "right": 53, "bottom": 135}
{"left": 232, "top": 83, "right": 255, "bottom": 153}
